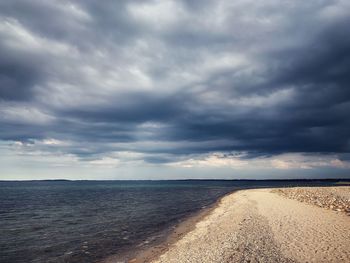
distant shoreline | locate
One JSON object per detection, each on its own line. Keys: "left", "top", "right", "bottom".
{"left": 1, "top": 178, "right": 350, "bottom": 182}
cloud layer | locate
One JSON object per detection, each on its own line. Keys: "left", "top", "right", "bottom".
{"left": 0, "top": 0, "right": 350, "bottom": 178}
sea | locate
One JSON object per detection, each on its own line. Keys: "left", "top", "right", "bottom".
{"left": 0, "top": 179, "right": 345, "bottom": 263}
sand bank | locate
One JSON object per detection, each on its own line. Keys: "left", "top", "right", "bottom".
{"left": 147, "top": 187, "right": 350, "bottom": 263}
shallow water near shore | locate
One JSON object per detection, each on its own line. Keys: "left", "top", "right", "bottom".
{"left": 0, "top": 179, "right": 346, "bottom": 263}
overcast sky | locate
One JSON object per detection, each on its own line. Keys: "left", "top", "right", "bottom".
{"left": 1, "top": 0, "right": 350, "bottom": 180}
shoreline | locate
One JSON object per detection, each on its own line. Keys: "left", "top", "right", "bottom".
{"left": 148, "top": 186, "right": 350, "bottom": 263}
{"left": 129, "top": 185, "right": 349, "bottom": 262}
{"left": 102, "top": 185, "right": 350, "bottom": 263}
{"left": 101, "top": 190, "right": 236, "bottom": 263}
{"left": 131, "top": 199, "right": 221, "bottom": 263}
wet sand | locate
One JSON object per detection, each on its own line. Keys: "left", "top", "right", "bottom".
{"left": 145, "top": 187, "right": 350, "bottom": 263}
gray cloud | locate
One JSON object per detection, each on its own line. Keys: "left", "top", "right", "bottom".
{"left": 0, "top": 0, "right": 349, "bottom": 165}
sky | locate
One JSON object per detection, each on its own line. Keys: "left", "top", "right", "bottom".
{"left": 0, "top": 0, "right": 350, "bottom": 180}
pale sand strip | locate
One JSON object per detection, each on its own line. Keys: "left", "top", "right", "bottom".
{"left": 151, "top": 188, "right": 350, "bottom": 263}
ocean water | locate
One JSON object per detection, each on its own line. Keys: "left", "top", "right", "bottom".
{"left": 0, "top": 180, "right": 342, "bottom": 263}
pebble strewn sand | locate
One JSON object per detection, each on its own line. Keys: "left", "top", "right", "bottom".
{"left": 273, "top": 186, "right": 350, "bottom": 215}
{"left": 150, "top": 187, "right": 350, "bottom": 263}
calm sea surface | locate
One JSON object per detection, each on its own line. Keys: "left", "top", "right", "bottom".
{"left": 0, "top": 180, "right": 342, "bottom": 263}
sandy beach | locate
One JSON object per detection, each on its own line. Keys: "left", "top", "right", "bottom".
{"left": 138, "top": 186, "right": 350, "bottom": 263}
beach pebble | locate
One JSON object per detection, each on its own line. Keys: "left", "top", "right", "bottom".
{"left": 272, "top": 187, "right": 350, "bottom": 215}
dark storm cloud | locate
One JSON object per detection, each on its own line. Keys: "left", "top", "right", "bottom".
{"left": 0, "top": 0, "right": 349, "bottom": 163}
{"left": 60, "top": 92, "right": 188, "bottom": 123}
{"left": 0, "top": 39, "right": 44, "bottom": 100}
